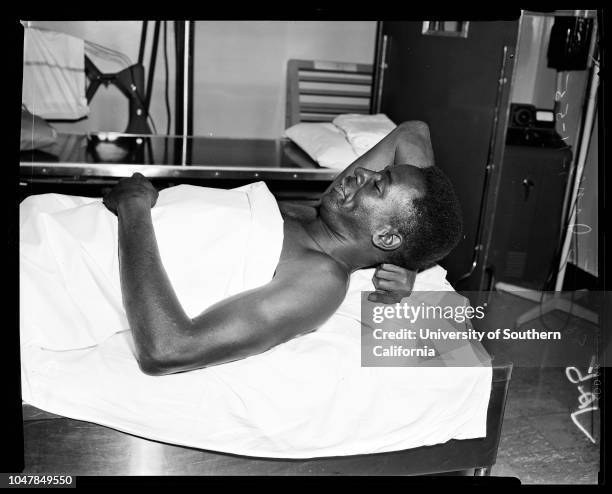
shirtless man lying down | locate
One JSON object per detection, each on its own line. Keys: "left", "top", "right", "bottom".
{"left": 102, "top": 121, "right": 463, "bottom": 375}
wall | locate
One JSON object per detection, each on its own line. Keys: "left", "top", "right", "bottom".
{"left": 511, "top": 15, "right": 552, "bottom": 106}
{"left": 192, "top": 21, "right": 376, "bottom": 138}
{"left": 23, "top": 21, "right": 376, "bottom": 138}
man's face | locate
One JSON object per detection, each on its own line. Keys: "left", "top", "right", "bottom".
{"left": 320, "top": 164, "right": 426, "bottom": 239}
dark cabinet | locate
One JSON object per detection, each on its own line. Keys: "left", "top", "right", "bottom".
{"left": 373, "top": 19, "right": 520, "bottom": 293}
{"left": 488, "top": 144, "right": 572, "bottom": 290}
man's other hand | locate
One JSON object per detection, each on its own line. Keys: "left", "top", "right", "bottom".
{"left": 103, "top": 172, "right": 159, "bottom": 216}
{"left": 368, "top": 264, "right": 417, "bottom": 304}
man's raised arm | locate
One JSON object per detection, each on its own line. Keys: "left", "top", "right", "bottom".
{"left": 327, "top": 120, "right": 435, "bottom": 193}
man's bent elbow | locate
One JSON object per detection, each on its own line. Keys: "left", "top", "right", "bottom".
{"left": 135, "top": 345, "right": 186, "bottom": 376}
{"left": 136, "top": 344, "right": 214, "bottom": 376}
{"left": 135, "top": 348, "right": 173, "bottom": 375}
{"left": 398, "top": 120, "right": 430, "bottom": 135}
{"left": 137, "top": 357, "right": 166, "bottom": 376}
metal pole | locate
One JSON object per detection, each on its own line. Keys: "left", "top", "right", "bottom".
{"left": 145, "top": 21, "right": 161, "bottom": 113}
{"left": 554, "top": 55, "right": 599, "bottom": 291}
{"left": 187, "top": 20, "right": 194, "bottom": 138}
{"left": 172, "top": 22, "right": 183, "bottom": 164}
{"left": 138, "top": 21, "right": 148, "bottom": 66}
{"left": 181, "top": 20, "right": 190, "bottom": 166}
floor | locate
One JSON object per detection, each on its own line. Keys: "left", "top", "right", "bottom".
{"left": 478, "top": 291, "right": 601, "bottom": 484}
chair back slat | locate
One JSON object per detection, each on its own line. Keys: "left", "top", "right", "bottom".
{"left": 286, "top": 59, "right": 373, "bottom": 127}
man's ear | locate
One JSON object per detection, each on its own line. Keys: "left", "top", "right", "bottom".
{"left": 372, "top": 225, "right": 403, "bottom": 251}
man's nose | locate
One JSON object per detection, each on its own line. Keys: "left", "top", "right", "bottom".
{"left": 354, "top": 167, "right": 382, "bottom": 185}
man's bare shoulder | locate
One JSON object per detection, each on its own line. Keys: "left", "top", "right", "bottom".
{"left": 277, "top": 201, "right": 318, "bottom": 221}
{"left": 275, "top": 249, "right": 349, "bottom": 296}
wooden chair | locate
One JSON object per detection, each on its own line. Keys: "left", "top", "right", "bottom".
{"left": 285, "top": 59, "right": 373, "bottom": 128}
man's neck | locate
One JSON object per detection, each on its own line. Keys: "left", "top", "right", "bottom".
{"left": 295, "top": 207, "right": 379, "bottom": 273}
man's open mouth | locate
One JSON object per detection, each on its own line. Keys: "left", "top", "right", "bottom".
{"left": 334, "top": 175, "right": 354, "bottom": 201}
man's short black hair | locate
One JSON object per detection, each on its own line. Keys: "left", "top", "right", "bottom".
{"left": 387, "top": 166, "right": 463, "bottom": 271}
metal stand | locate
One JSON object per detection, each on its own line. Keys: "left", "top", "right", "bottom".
{"left": 138, "top": 20, "right": 163, "bottom": 127}
{"left": 84, "top": 56, "right": 151, "bottom": 135}
{"left": 138, "top": 20, "right": 194, "bottom": 164}
{"left": 495, "top": 282, "right": 599, "bottom": 327}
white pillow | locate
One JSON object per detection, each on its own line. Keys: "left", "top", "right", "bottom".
{"left": 333, "top": 113, "right": 396, "bottom": 156}
{"left": 284, "top": 122, "right": 358, "bottom": 170}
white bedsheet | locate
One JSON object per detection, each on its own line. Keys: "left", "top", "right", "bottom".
{"left": 20, "top": 182, "right": 491, "bottom": 458}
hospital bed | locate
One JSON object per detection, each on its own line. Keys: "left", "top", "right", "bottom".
{"left": 20, "top": 76, "right": 512, "bottom": 473}
{"left": 19, "top": 130, "right": 513, "bottom": 476}
{"left": 22, "top": 358, "right": 510, "bottom": 476}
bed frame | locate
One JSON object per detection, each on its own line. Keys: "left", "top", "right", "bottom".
{"left": 21, "top": 359, "right": 511, "bottom": 476}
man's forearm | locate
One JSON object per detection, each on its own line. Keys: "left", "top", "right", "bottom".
{"left": 392, "top": 121, "right": 435, "bottom": 168}
{"left": 327, "top": 121, "right": 434, "bottom": 191}
{"left": 117, "top": 199, "right": 190, "bottom": 368}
